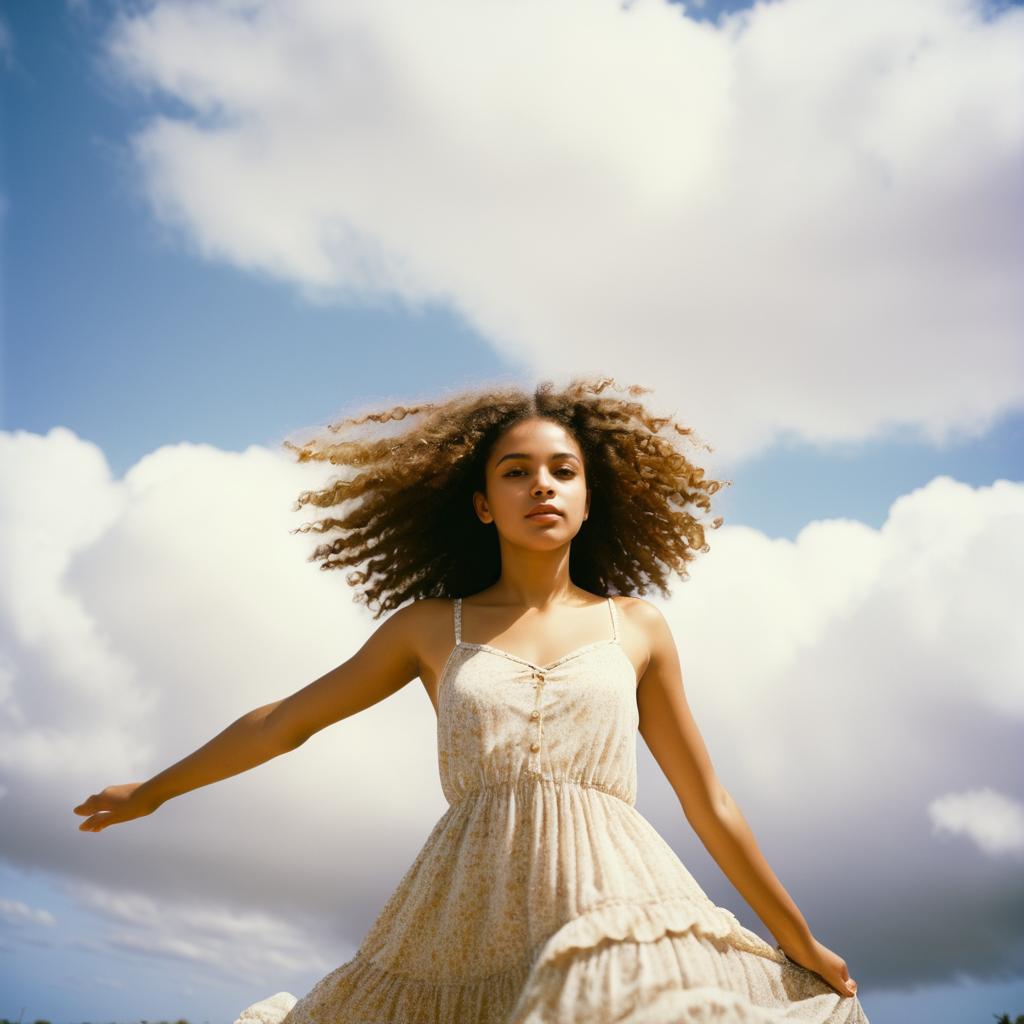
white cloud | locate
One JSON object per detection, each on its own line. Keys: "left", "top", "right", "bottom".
{"left": 0, "top": 896, "right": 56, "bottom": 927}
{"left": 70, "top": 880, "right": 335, "bottom": 982}
{"left": 1, "top": 427, "right": 1022, "bottom": 984}
{"left": 99, "top": 0, "right": 1024, "bottom": 461}
{"left": 928, "top": 787, "right": 1024, "bottom": 858}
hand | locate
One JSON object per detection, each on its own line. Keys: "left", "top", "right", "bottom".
{"left": 73, "top": 782, "right": 163, "bottom": 833}
{"left": 776, "top": 934, "right": 859, "bottom": 998}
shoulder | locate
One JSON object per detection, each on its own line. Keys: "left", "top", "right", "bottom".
{"left": 613, "top": 594, "right": 669, "bottom": 636}
{"left": 387, "top": 596, "right": 456, "bottom": 659}
{"left": 613, "top": 596, "right": 678, "bottom": 675}
{"left": 388, "top": 595, "right": 454, "bottom": 627}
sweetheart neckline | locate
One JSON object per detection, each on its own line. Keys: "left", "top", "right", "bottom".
{"left": 435, "top": 639, "right": 638, "bottom": 707}
{"left": 458, "top": 637, "right": 620, "bottom": 673}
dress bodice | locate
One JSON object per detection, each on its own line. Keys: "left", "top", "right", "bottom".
{"left": 436, "top": 596, "right": 640, "bottom": 808}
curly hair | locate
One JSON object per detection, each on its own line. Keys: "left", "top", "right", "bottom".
{"left": 281, "top": 376, "right": 730, "bottom": 618}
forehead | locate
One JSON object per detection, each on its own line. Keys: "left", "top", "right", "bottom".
{"left": 490, "top": 418, "right": 581, "bottom": 461}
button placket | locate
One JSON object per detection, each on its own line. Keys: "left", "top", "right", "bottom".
{"left": 528, "top": 669, "right": 545, "bottom": 756}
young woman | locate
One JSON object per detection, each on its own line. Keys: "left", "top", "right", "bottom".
{"left": 74, "top": 377, "right": 867, "bottom": 1023}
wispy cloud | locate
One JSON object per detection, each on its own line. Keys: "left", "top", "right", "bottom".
{"left": 0, "top": 896, "right": 56, "bottom": 927}
{"left": 70, "top": 880, "right": 334, "bottom": 983}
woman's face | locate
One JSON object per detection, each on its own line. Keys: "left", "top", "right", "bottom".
{"left": 474, "top": 417, "right": 590, "bottom": 545}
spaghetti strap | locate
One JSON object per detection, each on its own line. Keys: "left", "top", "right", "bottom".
{"left": 453, "top": 597, "right": 462, "bottom": 645}
{"left": 606, "top": 595, "right": 618, "bottom": 642}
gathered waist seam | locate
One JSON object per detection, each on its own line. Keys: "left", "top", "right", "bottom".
{"left": 449, "top": 773, "right": 634, "bottom": 808}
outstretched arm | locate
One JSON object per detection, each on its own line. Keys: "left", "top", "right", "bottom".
{"left": 74, "top": 601, "right": 422, "bottom": 833}
{"left": 633, "top": 599, "right": 859, "bottom": 999}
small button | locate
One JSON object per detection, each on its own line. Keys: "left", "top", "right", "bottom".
{"left": 530, "top": 710, "right": 540, "bottom": 720}
{"left": 530, "top": 742, "right": 540, "bottom": 752}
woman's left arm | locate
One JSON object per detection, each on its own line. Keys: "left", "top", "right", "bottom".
{"left": 633, "top": 599, "right": 859, "bottom": 998}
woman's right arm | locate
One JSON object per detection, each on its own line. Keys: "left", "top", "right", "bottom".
{"left": 74, "top": 600, "right": 423, "bottom": 833}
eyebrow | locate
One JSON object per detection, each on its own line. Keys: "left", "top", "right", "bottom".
{"left": 495, "top": 451, "right": 582, "bottom": 466}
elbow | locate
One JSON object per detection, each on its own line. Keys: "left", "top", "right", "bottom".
{"left": 272, "top": 720, "right": 309, "bottom": 754}
{"left": 256, "top": 704, "right": 306, "bottom": 756}
{"left": 282, "top": 729, "right": 310, "bottom": 752}
{"left": 711, "top": 781, "right": 730, "bottom": 816}
{"left": 709, "top": 781, "right": 735, "bottom": 823}
{"left": 682, "top": 780, "right": 730, "bottom": 830}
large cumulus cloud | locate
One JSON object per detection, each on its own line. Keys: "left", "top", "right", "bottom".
{"left": 98, "top": 0, "right": 1024, "bottom": 459}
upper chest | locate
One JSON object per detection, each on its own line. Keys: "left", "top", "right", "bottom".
{"left": 419, "top": 597, "right": 648, "bottom": 715}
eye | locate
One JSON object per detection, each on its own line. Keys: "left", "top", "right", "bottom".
{"left": 503, "top": 467, "right": 576, "bottom": 478}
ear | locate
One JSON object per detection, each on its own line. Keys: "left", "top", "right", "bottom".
{"left": 473, "top": 490, "right": 493, "bottom": 524}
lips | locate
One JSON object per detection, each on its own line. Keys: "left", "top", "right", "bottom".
{"left": 526, "top": 505, "right": 562, "bottom": 518}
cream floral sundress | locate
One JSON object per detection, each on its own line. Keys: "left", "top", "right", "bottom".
{"left": 236, "top": 595, "right": 869, "bottom": 1023}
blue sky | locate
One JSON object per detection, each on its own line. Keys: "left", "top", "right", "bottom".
{"left": 1, "top": 1, "right": 1023, "bottom": 1022}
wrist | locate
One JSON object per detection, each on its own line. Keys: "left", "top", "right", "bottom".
{"left": 135, "top": 777, "right": 171, "bottom": 809}
{"left": 771, "top": 922, "right": 814, "bottom": 952}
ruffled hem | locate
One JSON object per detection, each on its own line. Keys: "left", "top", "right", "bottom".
{"left": 279, "top": 949, "right": 535, "bottom": 1024}
{"left": 526, "top": 891, "right": 784, "bottom": 969}
{"left": 568, "top": 983, "right": 868, "bottom": 1024}
{"left": 506, "top": 896, "right": 867, "bottom": 1024}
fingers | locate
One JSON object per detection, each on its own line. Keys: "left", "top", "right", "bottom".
{"left": 73, "top": 798, "right": 94, "bottom": 816}
{"left": 842, "top": 964, "right": 857, "bottom": 996}
{"left": 74, "top": 793, "right": 114, "bottom": 831}
{"left": 837, "top": 967, "right": 857, "bottom": 997}
{"left": 73, "top": 792, "right": 107, "bottom": 816}
{"left": 816, "top": 958, "right": 857, "bottom": 999}
{"left": 78, "top": 812, "right": 116, "bottom": 832}
{"left": 74, "top": 788, "right": 120, "bottom": 817}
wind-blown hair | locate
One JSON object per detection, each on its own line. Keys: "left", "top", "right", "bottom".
{"left": 282, "top": 376, "right": 730, "bottom": 618}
